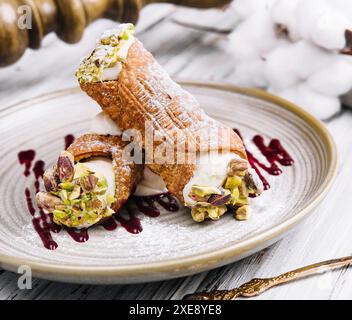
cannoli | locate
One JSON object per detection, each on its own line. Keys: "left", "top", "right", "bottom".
{"left": 76, "top": 24, "right": 263, "bottom": 222}
{"left": 36, "top": 134, "right": 142, "bottom": 228}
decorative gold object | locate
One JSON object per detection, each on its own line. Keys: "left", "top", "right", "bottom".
{"left": 184, "top": 256, "right": 352, "bottom": 300}
{"left": 0, "top": 0, "right": 231, "bottom": 67}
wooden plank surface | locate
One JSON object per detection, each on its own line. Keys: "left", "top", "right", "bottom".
{"left": 0, "top": 5, "right": 351, "bottom": 300}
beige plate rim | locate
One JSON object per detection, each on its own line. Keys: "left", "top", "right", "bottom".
{"left": 0, "top": 80, "right": 338, "bottom": 282}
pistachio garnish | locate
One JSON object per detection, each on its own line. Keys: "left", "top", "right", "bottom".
{"left": 208, "top": 189, "right": 231, "bottom": 206}
{"left": 74, "top": 163, "right": 93, "bottom": 179}
{"left": 191, "top": 205, "right": 227, "bottom": 222}
{"left": 244, "top": 169, "right": 264, "bottom": 195}
{"left": 235, "top": 205, "right": 251, "bottom": 221}
{"left": 238, "top": 181, "right": 249, "bottom": 197}
{"left": 57, "top": 151, "right": 74, "bottom": 182}
{"left": 86, "top": 198, "right": 103, "bottom": 212}
{"left": 44, "top": 160, "right": 117, "bottom": 228}
{"left": 79, "top": 174, "right": 99, "bottom": 193}
{"left": 229, "top": 187, "right": 240, "bottom": 206}
{"left": 36, "top": 192, "right": 64, "bottom": 212}
{"left": 43, "top": 166, "right": 61, "bottom": 192}
{"left": 224, "top": 176, "right": 242, "bottom": 189}
{"left": 76, "top": 23, "right": 135, "bottom": 83}
{"left": 189, "top": 185, "right": 222, "bottom": 201}
{"left": 68, "top": 185, "right": 81, "bottom": 200}
{"left": 229, "top": 158, "right": 249, "bottom": 173}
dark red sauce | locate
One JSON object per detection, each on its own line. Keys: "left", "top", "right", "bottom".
{"left": 25, "top": 187, "right": 59, "bottom": 250}
{"left": 132, "top": 193, "right": 179, "bottom": 217}
{"left": 33, "top": 160, "right": 45, "bottom": 193}
{"left": 25, "top": 188, "right": 36, "bottom": 216}
{"left": 66, "top": 228, "right": 89, "bottom": 243}
{"left": 32, "top": 216, "right": 58, "bottom": 250}
{"left": 115, "top": 206, "right": 143, "bottom": 234}
{"left": 19, "top": 135, "right": 179, "bottom": 249}
{"left": 101, "top": 217, "right": 118, "bottom": 231}
{"left": 18, "top": 150, "right": 36, "bottom": 177}
{"left": 64, "top": 134, "right": 75, "bottom": 150}
{"left": 20, "top": 130, "right": 292, "bottom": 250}
{"left": 234, "top": 129, "right": 294, "bottom": 190}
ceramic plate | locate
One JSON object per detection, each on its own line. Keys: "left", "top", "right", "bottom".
{"left": 0, "top": 81, "right": 337, "bottom": 284}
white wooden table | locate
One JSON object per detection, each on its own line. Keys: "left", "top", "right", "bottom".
{"left": 0, "top": 4, "right": 351, "bottom": 300}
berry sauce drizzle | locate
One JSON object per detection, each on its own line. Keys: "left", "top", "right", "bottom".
{"left": 64, "top": 134, "right": 75, "bottom": 150}
{"left": 132, "top": 193, "right": 179, "bottom": 218}
{"left": 19, "top": 130, "right": 292, "bottom": 250}
{"left": 19, "top": 135, "right": 179, "bottom": 249}
{"left": 66, "top": 228, "right": 89, "bottom": 243}
{"left": 234, "top": 129, "right": 294, "bottom": 190}
{"left": 115, "top": 205, "right": 143, "bottom": 234}
{"left": 18, "top": 150, "right": 36, "bottom": 177}
{"left": 18, "top": 136, "right": 77, "bottom": 250}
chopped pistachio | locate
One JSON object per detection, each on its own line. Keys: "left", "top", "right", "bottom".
{"left": 58, "top": 189, "right": 68, "bottom": 201}
{"left": 79, "top": 174, "right": 99, "bottom": 193}
{"left": 76, "top": 24, "right": 135, "bottom": 83}
{"left": 229, "top": 158, "right": 249, "bottom": 173}
{"left": 224, "top": 176, "right": 242, "bottom": 189}
{"left": 238, "top": 181, "right": 249, "bottom": 197}
{"left": 74, "top": 163, "right": 93, "bottom": 179}
{"left": 190, "top": 185, "right": 222, "bottom": 198}
{"left": 86, "top": 199, "right": 103, "bottom": 212}
{"left": 53, "top": 209, "right": 67, "bottom": 219}
{"left": 208, "top": 205, "right": 227, "bottom": 220}
{"left": 104, "top": 207, "right": 115, "bottom": 216}
{"left": 69, "top": 185, "right": 81, "bottom": 200}
{"left": 208, "top": 189, "right": 231, "bottom": 206}
{"left": 236, "top": 196, "right": 249, "bottom": 206}
{"left": 60, "top": 181, "right": 74, "bottom": 191}
{"left": 244, "top": 169, "right": 264, "bottom": 195}
{"left": 54, "top": 204, "right": 66, "bottom": 211}
{"left": 191, "top": 207, "right": 206, "bottom": 222}
{"left": 235, "top": 205, "right": 251, "bottom": 221}
{"left": 229, "top": 187, "right": 240, "bottom": 205}
{"left": 43, "top": 167, "right": 60, "bottom": 192}
{"left": 36, "top": 192, "right": 64, "bottom": 212}
{"left": 106, "top": 193, "right": 116, "bottom": 206}
{"left": 191, "top": 205, "right": 227, "bottom": 222}
{"left": 57, "top": 151, "right": 74, "bottom": 182}
{"left": 95, "top": 176, "right": 108, "bottom": 194}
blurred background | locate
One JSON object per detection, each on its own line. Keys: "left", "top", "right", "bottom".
{"left": 1, "top": 0, "right": 352, "bottom": 120}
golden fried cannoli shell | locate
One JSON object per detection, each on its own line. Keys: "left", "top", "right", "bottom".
{"left": 80, "top": 40, "right": 247, "bottom": 202}
{"left": 67, "top": 134, "right": 142, "bottom": 212}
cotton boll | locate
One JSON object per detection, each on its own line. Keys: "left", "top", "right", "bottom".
{"left": 226, "top": 31, "right": 260, "bottom": 62}
{"left": 228, "top": 10, "right": 279, "bottom": 62}
{"left": 294, "top": 0, "right": 329, "bottom": 41}
{"left": 265, "top": 40, "right": 328, "bottom": 90}
{"left": 271, "top": 0, "right": 301, "bottom": 41}
{"left": 272, "top": 84, "right": 341, "bottom": 119}
{"left": 265, "top": 40, "right": 331, "bottom": 90}
{"left": 269, "top": 86, "right": 298, "bottom": 103}
{"left": 307, "top": 58, "right": 352, "bottom": 96}
{"left": 232, "top": 59, "right": 268, "bottom": 88}
{"left": 332, "top": 0, "right": 352, "bottom": 23}
{"left": 264, "top": 45, "right": 300, "bottom": 90}
{"left": 311, "top": 9, "right": 351, "bottom": 50}
{"left": 291, "top": 41, "right": 332, "bottom": 79}
{"left": 231, "top": 0, "right": 275, "bottom": 20}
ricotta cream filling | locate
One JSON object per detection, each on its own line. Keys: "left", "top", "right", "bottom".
{"left": 101, "top": 35, "right": 135, "bottom": 81}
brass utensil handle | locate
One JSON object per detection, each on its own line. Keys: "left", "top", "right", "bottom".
{"left": 184, "top": 256, "right": 352, "bottom": 300}
{"left": 0, "top": 0, "right": 232, "bottom": 67}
